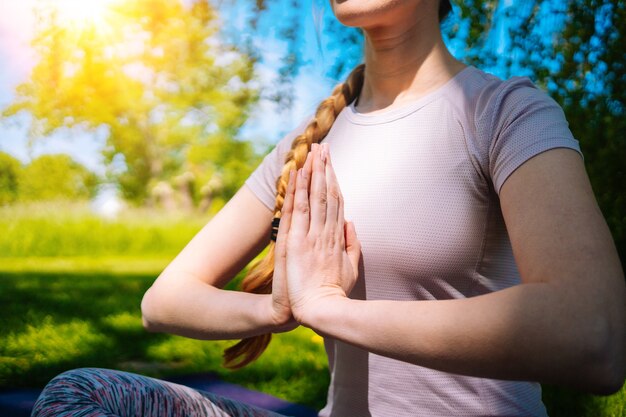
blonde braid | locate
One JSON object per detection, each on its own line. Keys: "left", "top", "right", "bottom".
{"left": 223, "top": 64, "right": 365, "bottom": 369}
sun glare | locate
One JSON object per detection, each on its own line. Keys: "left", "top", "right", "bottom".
{"left": 52, "top": 0, "right": 116, "bottom": 30}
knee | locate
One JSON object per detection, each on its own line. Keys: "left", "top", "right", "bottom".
{"left": 31, "top": 368, "right": 113, "bottom": 416}
{"left": 45, "top": 367, "right": 108, "bottom": 392}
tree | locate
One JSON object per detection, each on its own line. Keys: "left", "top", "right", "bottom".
{"left": 0, "top": 152, "right": 22, "bottom": 205}
{"left": 18, "top": 154, "right": 98, "bottom": 201}
{"left": 3, "top": 0, "right": 259, "bottom": 204}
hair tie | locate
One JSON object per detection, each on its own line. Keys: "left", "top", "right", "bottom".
{"left": 270, "top": 217, "right": 280, "bottom": 242}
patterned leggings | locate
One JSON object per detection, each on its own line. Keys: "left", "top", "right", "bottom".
{"left": 31, "top": 368, "right": 285, "bottom": 417}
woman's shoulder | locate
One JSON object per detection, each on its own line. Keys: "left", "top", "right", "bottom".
{"left": 444, "top": 66, "right": 568, "bottom": 143}
{"left": 456, "top": 66, "right": 562, "bottom": 126}
{"left": 450, "top": 66, "right": 581, "bottom": 195}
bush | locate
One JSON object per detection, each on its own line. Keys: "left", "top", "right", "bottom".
{"left": 0, "top": 152, "right": 22, "bottom": 205}
{"left": 18, "top": 154, "right": 99, "bottom": 201}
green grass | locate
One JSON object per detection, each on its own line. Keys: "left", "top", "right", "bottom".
{"left": 542, "top": 384, "right": 626, "bottom": 417}
{"left": 1, "top": 201, "right": 624, "bottom": 415}
{"left": 0, "top": 257, "right": 330, "bottom": 410}
{"left": 0, "top": 201, "right": 209, "bottom": 258}
{"left": 2, "top": 258, "right": 624, "bottom": 415}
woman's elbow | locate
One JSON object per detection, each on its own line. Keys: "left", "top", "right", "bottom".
{"left": 585, "top": 347, "right": 625, "bottom": 395}
{"left": 141, "top": 286, "right": 167, "bottom": 333}
{"left": 580, "top": 313, "right": 625, "bottom": 395}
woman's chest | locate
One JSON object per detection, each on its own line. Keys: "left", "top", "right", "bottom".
{"left": 324, "top": 116, "right": 492, "bottom": 299}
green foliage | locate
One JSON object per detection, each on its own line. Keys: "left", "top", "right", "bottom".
{"left": 0, "top": 152, "right": 22, "bottom": 205}
{"left": 187, "top": 134, "right": 263, "bottom": 203}
{"left": 0, "top": 153, "right": 98, "bottom": 203}
{"left": 17, "top": 154, "right": 99, "bottom": 202}
{"left": 2, "top": 0, "right": 259, "bottom": 204}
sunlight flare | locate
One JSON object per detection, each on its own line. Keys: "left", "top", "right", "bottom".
{"left": 50, "top": 0, "right": 116, "bottom": 31}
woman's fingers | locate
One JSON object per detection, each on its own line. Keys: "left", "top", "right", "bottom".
{"left": 272, "top": 169, "right": 297, "bottom": 324}
{"left": 289, "top": 142, "right": 345, "bottom": 248}
{"left": 309, "top": 143, "right": 327, "bottom": 235}
{"left": 324, "top": 144, "right": 344, "bottom": 245}
{"left": 276, "top": 169, "right": 297, "bottom": 250}
{"left": 290, "top": 150, "right": 313, "bottom": 239}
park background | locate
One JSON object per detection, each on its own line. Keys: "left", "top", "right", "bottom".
{"left": 0, "top": 0, "right": 624, "bottom": 415}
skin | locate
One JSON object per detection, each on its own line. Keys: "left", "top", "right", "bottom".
{"left": 142, "top": 0, "right": 625, "bottom": 395}
{"left": 331, "top": 0, "right": 467, "bottom": 113}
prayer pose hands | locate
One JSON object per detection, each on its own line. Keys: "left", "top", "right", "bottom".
{"left": 273, "top": 143, "right": 362, "bottom": 327}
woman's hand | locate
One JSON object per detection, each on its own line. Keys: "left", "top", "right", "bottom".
{"left": 269, "top": 165, "right": 300, "bottom": 333}
{"left": 282, "top": 143, "right": 362, "bottom": 326}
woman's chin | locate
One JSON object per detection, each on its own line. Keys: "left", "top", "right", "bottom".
{"left": 330, "top": 0, "right": 431, "bottom": 30}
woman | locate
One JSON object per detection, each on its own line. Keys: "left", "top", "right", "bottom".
{"left": 33, "top": 0, "right": 625, "bottom": 416}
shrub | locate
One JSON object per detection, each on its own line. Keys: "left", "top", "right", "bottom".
{"left": 0, "top": 152, "right": 22, "bottom": 205}
{"left": 18, "top": 154, "right": 99, "bottom": 201}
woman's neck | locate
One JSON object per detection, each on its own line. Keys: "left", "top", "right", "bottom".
{"left": 357, "top": 16, "right": 466, "bottom": 114}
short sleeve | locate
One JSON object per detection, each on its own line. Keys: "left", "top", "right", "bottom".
{"left": 482, "top": 77, "right": 584, "bottom": 195}
{"left": 244, "top": 116, "right": 312, "bottom": 211}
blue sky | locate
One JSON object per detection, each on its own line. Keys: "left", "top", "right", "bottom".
{"left": 0, "top": 0, "right": 341, "bottom": 176}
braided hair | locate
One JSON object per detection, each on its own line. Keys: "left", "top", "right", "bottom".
{"left": 223, "top": 64, "right": 366, "bottom": 369}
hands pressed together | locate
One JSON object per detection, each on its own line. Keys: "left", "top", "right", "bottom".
{"left": 270, "top": 142, "right": 362, "bottom": 331}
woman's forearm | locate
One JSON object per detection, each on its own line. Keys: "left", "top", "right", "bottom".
{"left": 304, "top": 281, "right": 624, "bottom": 394}
{"left": 141, "top": 274, "right": 280, "bottom": 340}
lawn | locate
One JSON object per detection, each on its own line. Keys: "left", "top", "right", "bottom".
{"left": 0, "top": 202, "right": 624, "bottom": 416}
{"left": 0, "top": 257, "right": 330, "bottom": 411}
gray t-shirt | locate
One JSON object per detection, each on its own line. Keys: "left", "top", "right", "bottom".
{"left": 244, "top": 66, "right": 583, "bottom": 417}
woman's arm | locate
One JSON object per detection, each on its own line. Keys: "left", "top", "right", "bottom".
{"left": 141, "top": 184, "right": 286, "bottom": 340}
{"left": 287, "top": 145, "right": 625, "bottom": 394}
